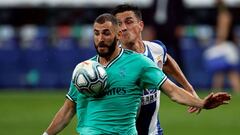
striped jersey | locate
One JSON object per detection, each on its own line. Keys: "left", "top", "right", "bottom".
{"left": 136, "top": 40, "right": 167, "bottom": 135}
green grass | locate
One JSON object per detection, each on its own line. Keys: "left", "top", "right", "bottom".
{"left": 160, "top": 93, "right": 240, "bottom": 135}
{"left": 0, "top": 90, "right": 239, "bottom": 135}
{"left": 0, "top": 90, "right": 77, "bottom": 135}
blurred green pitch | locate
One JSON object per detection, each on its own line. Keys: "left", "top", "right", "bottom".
{"left": 0, "top": 90, "right": 239, "bottom": 135}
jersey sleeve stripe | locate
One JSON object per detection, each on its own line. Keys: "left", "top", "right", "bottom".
{"left": 66, "top": 94, "right": 74, "bottom": 101}
{"left": 157, "top": 76, "right": 167, "bottom": 89}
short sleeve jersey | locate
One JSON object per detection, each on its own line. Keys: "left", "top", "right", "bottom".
{"left": 136, "top": 40, "right": 167, "bottom": 135}
{"left": 80, "top": 49, "right": 167, "bottom": 135}
{"left": 66, "top": 82, "right": 88, "bottom": 134}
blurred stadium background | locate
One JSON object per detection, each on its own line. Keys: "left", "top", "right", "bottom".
{"left": 0, "top": 0, "right": 239, "bottom": 135}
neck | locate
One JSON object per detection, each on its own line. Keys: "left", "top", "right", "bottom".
{"left": 99, "top": 47, "right": 121, "bottom": 66}
{"left": 122, "top": 40, "right": 145, "bottom": 53}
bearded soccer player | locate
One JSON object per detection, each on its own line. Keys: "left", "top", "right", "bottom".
{"left": 42, "top": 13, "right": 231, "bottom": 135}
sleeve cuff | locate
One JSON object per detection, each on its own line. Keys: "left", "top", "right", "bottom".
{"left": 158, "top": 76, "right": 167, "bottom": 89}
{"left": 66, "top": 94, "right": 74, "bottom": 101}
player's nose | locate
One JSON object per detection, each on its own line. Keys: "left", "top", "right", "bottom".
{"left": 119, "top": 23, "right": 127, "bottom": 32}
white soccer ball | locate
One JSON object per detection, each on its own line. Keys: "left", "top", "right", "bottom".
{"left": 72, "top": 60, "right": 107, "bottom": 97}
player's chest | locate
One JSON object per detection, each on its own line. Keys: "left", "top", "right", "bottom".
{"left": 105, "top": 63, "right": 141, "bottom": 86}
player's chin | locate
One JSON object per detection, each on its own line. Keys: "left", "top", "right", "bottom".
{"left": 97, "top": 50, "right": 109, "bottom": 57}
{"left": 120, "top": 35, "right": 130, "bottom": 42}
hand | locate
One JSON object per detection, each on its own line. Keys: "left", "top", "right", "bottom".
{"left": 188, "top": 106, "right": 201, "bottom": 114}
{"left": 203, "top": 92, "right": 231, "bottom": 109}
{"left": 187, "top": 90, "right": 202, "bottom": 114}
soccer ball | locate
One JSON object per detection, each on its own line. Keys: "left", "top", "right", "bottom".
{"left": 72, "top": 60, "right": 107, "bottom": 97}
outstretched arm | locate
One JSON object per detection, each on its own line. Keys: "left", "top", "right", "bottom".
{"left": 161, "top": 79, "right": 203, "bottom": 107}
{"left": 160, "top": 79, "right": 231, "bottom": 109}
{"left": 43, "top": 99, "right": 76, "bottom": 135}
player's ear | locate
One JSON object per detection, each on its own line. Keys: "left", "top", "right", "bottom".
{"left": 139, "top": 21, "right": 144, "bottom": 32}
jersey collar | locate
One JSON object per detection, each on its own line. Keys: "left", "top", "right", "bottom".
{"left": 97, "top": 48, "right": 124, "bottom": 69}
{"left": 143, "top": 43, "right": 154, "bottom": 61}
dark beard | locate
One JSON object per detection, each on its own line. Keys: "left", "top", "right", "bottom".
{"left": 95, "top": 37, "right": 117, "bottom": 57}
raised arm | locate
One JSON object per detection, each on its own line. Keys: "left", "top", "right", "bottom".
{"left": 43, "top": 99, "right": 76, "bottom": 135}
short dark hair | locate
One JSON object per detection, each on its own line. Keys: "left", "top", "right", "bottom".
{"left": 111, "top": 4, "right": 142, "bottom": 20}
{"left": 94, "top": 13, "right": 118, "bottom": 27}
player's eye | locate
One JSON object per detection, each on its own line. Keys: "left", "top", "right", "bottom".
{"left": 102, "top": 29, "right": 111, "bottom": 36}
{"left": 103, "top": 31, "right": 111, "bottom": 36}
{"left": 125, "top": 19, "right": 134, "bottom": 25}
{"left": 117, "top": 19, "right": 122, "bottom": 26}
{"left": 94, "top": 31, "right": 100, "bottom": 36}
{"left": 118, "top": 22, "right": 122, "bottom": 26}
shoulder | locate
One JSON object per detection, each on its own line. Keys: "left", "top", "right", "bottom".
{"left": 123, "top": 48, "right": 136, "bottom": 54}
{"left": 89, "top": 56, "right": 98, "bottom": 61}
{"left": 122, "top": 48, "right": 142, "bottom": 57}
{"left": 143, "top": 40, "right": 167, "bottom": 51}
{"left": 122, "top": 48, "right": 150, "bottom": 61}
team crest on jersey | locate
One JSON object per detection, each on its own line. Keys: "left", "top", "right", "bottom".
{"left": 156, "top": 55, "right": 163, "bottom": 68}
{"left": 119, "top": 67, "right": 126, "bottom": 78}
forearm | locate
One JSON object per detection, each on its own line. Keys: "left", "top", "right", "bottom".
{"left": 163, "top": 54, "right": 194, "bottom": 94}
{"left": 44, "top": 100, "right": 76, "bottom": 135}
{"left": 171, "top": 87, "right": 203, "bottom": 108}
{"left": 161, "top": 79, "right": 204, "bottom": 108}
{"left": 168, "top": 69, "right": 193, "bottom": 92}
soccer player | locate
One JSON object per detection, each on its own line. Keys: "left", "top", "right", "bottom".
{"left": 111, "top": 4, "right": 199, "bottom": 135}
{"left": 42, "top": 13, "right": 230, "bottom": 135}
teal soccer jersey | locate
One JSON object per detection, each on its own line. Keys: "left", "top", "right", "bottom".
{"left": 80, "top": 49, "right": 167, "bottom": 135}
{"left": 66, "top": 82, "right": 88, "bottom": 134}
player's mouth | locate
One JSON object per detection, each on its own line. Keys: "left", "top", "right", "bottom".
{"left": 98, "top": 44, "right": 108, "bottom": 47}
{"left": 98, "top": 46, "right": 108, "bottom": 51}
{"left": 121, "top": 31, "right": 129, "bottom": 37}
{"left": 98, "top": 42, "right": 108, "bottom": 47}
